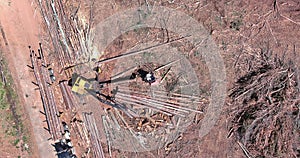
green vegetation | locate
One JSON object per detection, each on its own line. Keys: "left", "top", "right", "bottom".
{"left": 230, "top": 11, "right": 244, "bottom": 31}
{"left": 0, "top": 82, "right": 8, "bottom": 109}
{"left": 13, "top": 138, "right": 20, "bottom": 146}
{"left": 22, "top": 135, "right": 28, "bottom": 142}
{"left": 193, "top": 51, "right": 200, "bottom": 57}
{"left": 0, "top": 56, "right": 30, "bottom": 152}
{"left": 230, "top": 19, "right": 243, "bottom": 31}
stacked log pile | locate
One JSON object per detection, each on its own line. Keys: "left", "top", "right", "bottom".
{"left": 30, "top": 50, "right": 63, "bottom": 140}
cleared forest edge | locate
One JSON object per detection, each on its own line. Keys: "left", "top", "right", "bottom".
{"left": 0, "top": 0, "right": 300, "bottom": 157}
{"left": 0, "top": 54, "right": 33, "bottom": 157}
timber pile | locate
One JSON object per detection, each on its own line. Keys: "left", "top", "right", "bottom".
{"left": 38, "top": 0, "right": 83, "bottom": 77}
{"left": 30, "top": 49, "right": 63, "bottom": 140}
{"left": 83, "top": 112, "right": 105, "bottom": 158}
{"left": 59, "top": 81, "right": 78, "bottom": 110}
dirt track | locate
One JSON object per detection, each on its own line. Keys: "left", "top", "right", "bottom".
{"left": 0, "top": 0, "right": 55, "bottom": 157}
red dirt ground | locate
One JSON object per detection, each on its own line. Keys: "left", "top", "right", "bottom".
{"left": 0, "top": 0, "right": 56, "bottom": 157}
{"left": 0, "top": 0, "right": 299, "bottom": 157}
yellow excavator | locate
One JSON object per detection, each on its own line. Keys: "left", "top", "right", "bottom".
{"left": 70, "top": 73, "right": 94, "bottom": 95}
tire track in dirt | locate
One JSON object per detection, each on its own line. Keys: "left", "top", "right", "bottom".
{"left": 0, "top": 0, "right": 56, "bottom": 157}
{"left": 0, "top": 21, "right": 8, "bottom": 46}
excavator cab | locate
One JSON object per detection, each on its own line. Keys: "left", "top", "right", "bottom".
{"left": 70, "top": 73, "right": 93, "bottom": 95}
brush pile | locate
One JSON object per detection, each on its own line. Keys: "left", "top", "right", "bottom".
{"left": 229, "top": 48, "right": 300, "bottom": 157}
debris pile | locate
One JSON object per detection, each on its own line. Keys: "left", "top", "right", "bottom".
{"left": 229, "top": 49, "right": 300, "bottom": 157}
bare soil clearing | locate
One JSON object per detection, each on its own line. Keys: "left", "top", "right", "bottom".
{"left": 0, "top": 0, "right": 299, "bottom": 158}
